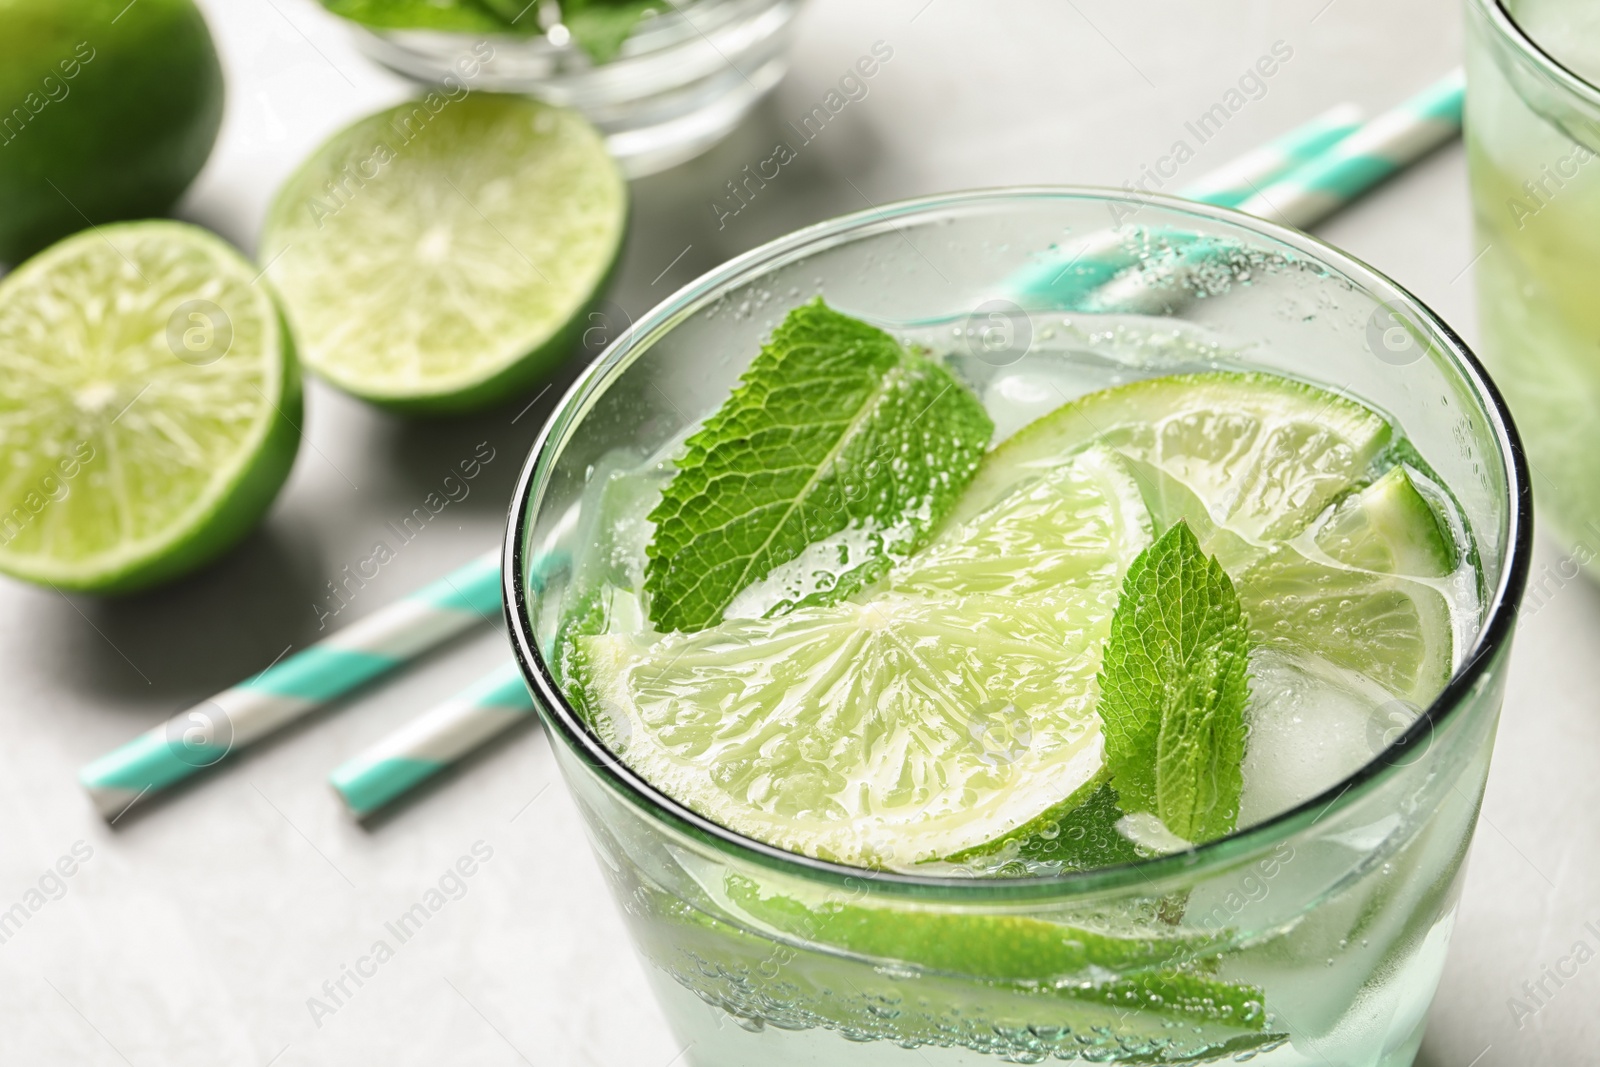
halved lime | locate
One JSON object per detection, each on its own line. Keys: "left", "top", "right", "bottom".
{"left": 1241, "top": 466, "right": 1457, "bottom": 706}
{"left": 576, "top": 447, "right": 1151, "bottom": 870}
{"left": 955, "top": 372, "right": 1392, "bottom": 543}
{"left": 0, "top": 222, "right": 301, "bottom": 593}
{"left": 260, "top": 94, "right": 626, "bottom": 415}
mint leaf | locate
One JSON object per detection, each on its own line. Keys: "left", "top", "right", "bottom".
{"left": 561, "top": 0, "right": 669, "bottom": 63}
{"left": 1097, "top": 521, "right": 1251, "bottom": 844}
{"left": 321, "top": 0, "right": 512, "bottom": 32}
{"left": 645, "top": 299, "right": 993, "bottom": 634}
{"left": 470, "top": 0, "right": 535, "bottom": 22}
{"left": 331, "top": 0, "right": 672, "bottom": 57}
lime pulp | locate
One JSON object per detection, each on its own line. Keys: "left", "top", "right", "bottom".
{"left": 0, "top": 221, "right": 301, "bottom": 593}
{"left": 259, "top": 94, "right": 627, "bottom": 415}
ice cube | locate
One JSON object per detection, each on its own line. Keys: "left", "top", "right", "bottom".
{"left": 1239, "top": 649, "right": 1405, "bottom": 829}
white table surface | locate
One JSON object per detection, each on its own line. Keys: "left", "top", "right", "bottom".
{"left": 3, "top": 1, "right": 1593, "bottom": 1064}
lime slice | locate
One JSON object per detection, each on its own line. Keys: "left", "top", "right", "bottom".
{"left": 639, "top": 881, "right": 1283, "bottom": 1061}
{"left": 957, "top": 372, "right": 1392, "bottom": 543}
{"left": 260, "top": 94, "right": 626, "bottom": 415}
{"left": 887, "top": 443, "right": 1151, "bottom": 599}
{"left": 949, "top": 370, "right": 1456, "bottom": 701}
{"left": 719, "top": 876, "right": 1269, "bottom": 1018}
{"left": 0, "top": 222, "right": 301, "bottom": 592}
{"left": 576, "top": 446, "right": 1151, "bottom": 869}
{"left": 942, "top": 769, "right": 1142, "bottom": 874}
{"left": 1240, "top": 466, "right": 1457, "bottom": 706}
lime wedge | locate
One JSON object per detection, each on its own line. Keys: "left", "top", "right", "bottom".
{"left": 1310, "top": 464, "right": 1456, "bottom": 577}
{"left": 958, "top": 372, "right": 1392, "bottom": 542}
{"left": 1240, "top": 466, "right": 1457, "bottom": 706}
{"left": 0, "top": 222, "right": 301, "bottom": 592}
{"left": 260, "top": 94, "right": 626, "bottom": 414}
{"left": 576, "top": 446, "right": 1151, "bottom": 870}
{"left": 721, "top": 875, "right": 1272, "bottom": 1024}
{"left": 942, "top": 769, "right": 1142, "bottom": 873}
{"left": 641, "top": 882, "right": 1284, "bottom": 1061}
{"left": 319, "top": 0, "right": 507, "bottom": 33}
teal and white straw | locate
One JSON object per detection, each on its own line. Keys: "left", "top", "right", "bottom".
{"left": 79, "top": 551, "right": 503, "bottom": 819}
{"left": 1235, "top": 69, "right": 1465, "bottom": 228}
{"left": 1009, "top": 102, "right": 1365, "bottom": 306}
{"left": 1177, "top": 102, "right": 1364, "bottom": 207}
{"left": 1083, "top": 72, "right": 1463, "bottom": 313}
{"left": 329, "top": 661, "right": 534, "bottom": 817}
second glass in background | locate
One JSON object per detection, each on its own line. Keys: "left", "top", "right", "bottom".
{"left": 1466, "top": 0, "right": 1600, "bottom": 576}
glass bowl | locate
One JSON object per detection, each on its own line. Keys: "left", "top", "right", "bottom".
{"left": 336, "top": 0, "right": 801, "bottom": 176}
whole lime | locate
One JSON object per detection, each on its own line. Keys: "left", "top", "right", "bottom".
{"left": 0, "top": 0, "right": 224, "bottom": 266}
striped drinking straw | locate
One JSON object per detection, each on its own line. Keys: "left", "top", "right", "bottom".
{"left": 329, "top": 661, "right": 535, "bottom": 817}
{"left": 1176, "top": 102, "right": 1365, "bottom": 207}
{"left": 1007, "top": 103, "right": 1365, "bottom": 306}
{"left": 1235, "top": 70, "right": 1465, "bottom": 228}
{"left": 1066, "top": 72, "right": 1466, "bottom": 313}
{"left": 79, "top": 551, "right": 503, "bottom": 819}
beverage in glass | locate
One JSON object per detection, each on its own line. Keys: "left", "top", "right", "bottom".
{"left": 506, "top": 189, "right": 1529, "bottom": 1067}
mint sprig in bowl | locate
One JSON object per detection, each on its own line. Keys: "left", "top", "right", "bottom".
{"left": 319, "top": 0, "right": 802, "bottom": 176}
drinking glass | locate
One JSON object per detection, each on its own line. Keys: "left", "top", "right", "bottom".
{"left": 505, "top": 189, "right": 1530, "bottom": 1066}
{"left": 1466, "top": 0, "right": 1600, "bottom": 580}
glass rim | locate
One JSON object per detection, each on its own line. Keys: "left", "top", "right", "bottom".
{"left": 1472, "top": 0, "right": 1600, "bottom": 108}
{"left": 503, "top": 185, "right": 1533, "bottom": 902}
